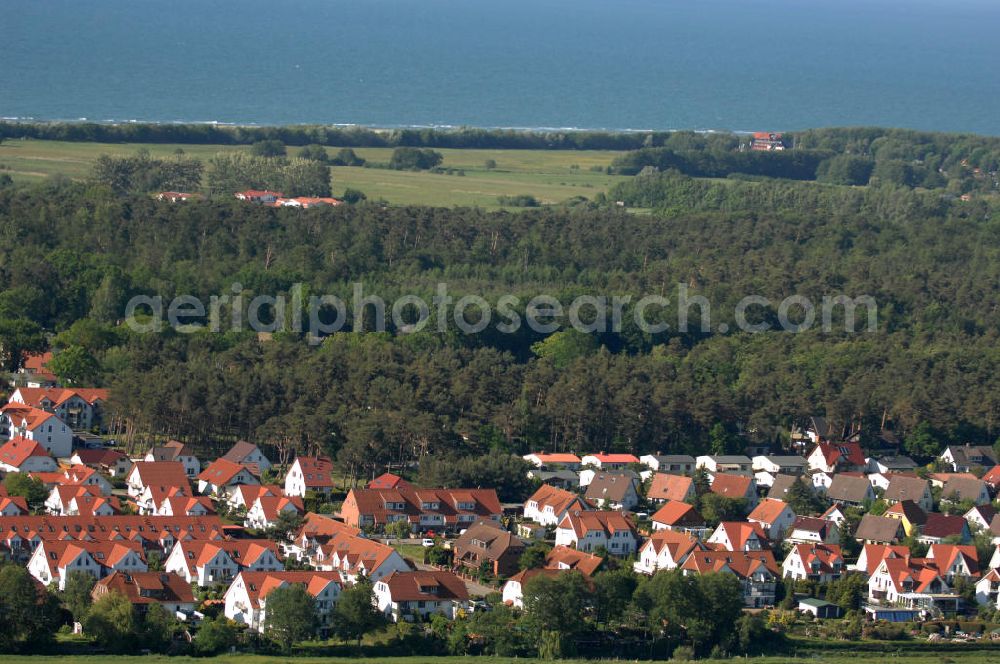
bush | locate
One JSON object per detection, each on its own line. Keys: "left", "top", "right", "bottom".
{"left": 497, "top": 194, "right": 540, "bottom": 207}
{"left": 389, "top": 147, "right": 443, "bottom": 170}
{"left": 251, "top": 140, "right": 286, "bottom": 158}
{"left": 672, "top": 645, "right": 696, "bottom": 660}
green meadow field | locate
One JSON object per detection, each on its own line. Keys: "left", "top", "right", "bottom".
{"left": 0, "top": 139, "right": 628, "bottom": 208}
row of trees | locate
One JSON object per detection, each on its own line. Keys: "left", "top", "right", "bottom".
{"left": 3, "top": 179, "right": 1000, "bottom": 469}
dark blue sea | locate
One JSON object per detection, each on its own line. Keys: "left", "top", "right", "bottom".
{"left": 4, "top": 0, "right": 999, "bottom": 134}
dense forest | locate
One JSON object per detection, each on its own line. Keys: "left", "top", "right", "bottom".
{"left": 2, "top": 146, "right": 1000, "bottom": 481}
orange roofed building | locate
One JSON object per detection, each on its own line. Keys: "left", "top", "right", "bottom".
{"left": 339, "top": 486, "right": 501, "bottom": 534}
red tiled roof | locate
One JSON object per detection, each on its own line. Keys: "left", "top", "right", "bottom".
{"left": 0, "top": 437, "right": 51, "bottom": 468}
{"left": 647, "top": 473, "right": 693, "bottom": 502}
{"left": 710, "top": 473, "right": 752, "bottom": 499}
{"left": 380, "top": 570, "right": 469, "bottom": 602}
{"left": 748, "top": 498, "right": 792, "bottom": 525}
{"left": 651, "top": 500, "right": 703, "bottom": 527}
{"left": 198, "top": 458, "right": 251, "bottom": 485}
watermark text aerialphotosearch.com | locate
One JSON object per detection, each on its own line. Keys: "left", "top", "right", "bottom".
{"left": 124, "top": 283, "right": 878, "bottom": 342}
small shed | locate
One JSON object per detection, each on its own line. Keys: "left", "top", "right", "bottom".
{"left": 798, "top": 597, "right": 842, "bottom": 619}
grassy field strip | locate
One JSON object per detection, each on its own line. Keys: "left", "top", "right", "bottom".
{"left": 0, "top": 139, "right": 628, "bottom": 208}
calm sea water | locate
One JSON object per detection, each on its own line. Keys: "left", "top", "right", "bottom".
{"left": 4, "top": 0, "right": 999, "bottom": 134}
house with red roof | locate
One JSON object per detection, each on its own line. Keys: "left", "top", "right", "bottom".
{"left": 650, "top": 500, "right": 705, "bottom": 533}
{"left": 27, "top": 539, "right": 147, "bottom": 590}
{"left": 19, "top": 351, "right": 56, "bottom": 387}
{"left": 45, "top": 484, "right": 108, "bottom": 515}
{"left": 0, "top": 437, "right": 57, "bottom": 473}
{"left": 647, "top": 473, "right": 696, "bottom": 503}
{"left": 452, "top": 520, "right": 525, "bottom": 578}
{"left": 782, "top": 543, "right": 844, "bottom": 582}
{"left": 145, "top": 440, "right": 201, "bottom": 478}
{"left": 680, "top": 549, "right": 780, "bottom": 607}
{"left": 852, "top": 543, "right": 911, "bottom": 575}
{"left": 0, "top": 495, "right": 28, "bottom": 516}
{"left": 125, "top": 461, "right": 190, "bottom": 499}
{"left": 227, "top": 484, "right": 282, "bottom": 512}
{"left": 747, "top": 498, "right": 796, "bottom": 540}
{"left": 245, "top": 494, "right": 304, "bottom": 530}
{"left": 926, "top": 543, "right": 979, "bottom": 582}
{"left": 70, "top": 447, "right": 131, "bottom": 477}
{"left": 308, "top": 528, "right": 409, "bottom": 583}
{"left": 164, "top": 538, "right": 283, "bottom": 587}
{"left": 633, "top": 529, "right": 703, "bottom": 574}
{"left": 522, "top": 452, "right": 582, "bottom": 470}
{"left": 374, "top": 570, "right": 470, "bottom": 622}
{"left": 9, "top": 387, "right": 108, "bottom": 431}
{"left": 224, "top": 570, "right": 343, "bottom": 633}
{"left": 276, "top": 196, "right": 343, "bottom": 209}
{"left": 0, "top": 404, "right": 72, "bottom": 457}
{"left": 919, "top": 513, "right": 971, "bottom": 544}
{"left": 807, "top": 441, "right": 866, "bottom": 474}
{"left": 339, "top": 487, "right": 501, "bottom": 533}
{"left": 750, "top": 132, "right": 785, "bottom": 151}
{"left": 706, "top": 522, "right": 768, "bottom": 551}
{"left": 554, "top": 509, "right": 639, "bottom": 555}
{"left": 284, "top": 456, "right": 335, "bottom": 497}
{"left": 982, "top": 465, "right": 1000, "bottom": 494}
{"left": 523, "top": 484, "right": 587, "bottom": 526}
{"left": 709, "top": 473, "right": 758, "bottom": 509}
{"left": 579, "top": 453, "right": 639, "bottom": 470}
{"left": 545, "top": 545, "right": 603, "bottom": 576}
{"left": 156, "top": 495, "right": 216, "bottom": 518}
{"left": 786, "top": 516, "right": 840, "bottom": 545}
{"left": 235, "top": 190, "right": 283, "bottom": 204}
{"left": 367, "top": 472, "right": 411, "bottom": 490}
{"left": 976, "top": 568, "right": 1000, "bottom": 607}
{"left": 868, "top": 556, "right": 952, "bottom": 607}
{"left": 198, "top": 458, "right": 259, "bottom": 496}
{"left": 93, "top": 571, "right": 196, "bottom": 615}
{"left": 220, "top": 441, "right": 272, "bottom": 475}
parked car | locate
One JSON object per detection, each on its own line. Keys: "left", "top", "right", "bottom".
{"left": 421, "top": 538, "right": 435, "bottom": 547}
